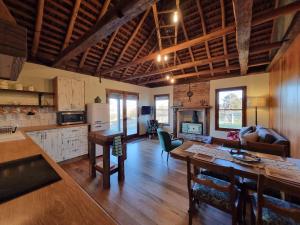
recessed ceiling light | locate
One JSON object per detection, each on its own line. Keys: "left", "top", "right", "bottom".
{"left": 166, "top": 75, "right": 170, "bottom": 80}
{"left": 170, "top": 78, "right": 175, "bottom": 83}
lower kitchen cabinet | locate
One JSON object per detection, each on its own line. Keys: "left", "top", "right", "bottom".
{"left": 26, "top": 125, "right": 88, "bottom": 162}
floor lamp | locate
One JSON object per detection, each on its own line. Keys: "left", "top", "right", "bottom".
{"left": 247, "top": 97, "right": 268, "bottom": 126}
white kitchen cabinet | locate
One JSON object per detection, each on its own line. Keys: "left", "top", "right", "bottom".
{"left": 26, "top": 125, "right": 88, "bottom": 163}
{"left": 54, "top": 77, "right": 85, "bottom": 111}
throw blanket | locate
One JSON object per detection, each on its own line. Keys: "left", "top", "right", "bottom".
{"left": 112, "top": 136, "right": 123, "bottom": 157}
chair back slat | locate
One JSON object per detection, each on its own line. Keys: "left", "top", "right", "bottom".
{"left": 257, "top": 175, "right": 300, "bottom": 223}
{"left": 192, "top": 174, "right": 231, "bottom": 193}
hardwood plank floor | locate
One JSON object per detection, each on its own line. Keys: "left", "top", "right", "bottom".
{"left": 61, "top": 138, "right": 231, "bottom": 225}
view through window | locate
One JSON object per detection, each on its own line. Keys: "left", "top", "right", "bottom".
{"left": 216, "top": 87, "right": 246, "bottom": 130}
{"left": 154, "top": 95, "right": 169, "bottom": 124}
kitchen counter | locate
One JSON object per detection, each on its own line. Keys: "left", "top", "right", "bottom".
{"left": 21, "top": 123, "right": 89, "bottom": 132}
{"left": 0, "top": 127, "right": 117, "bottom": 225}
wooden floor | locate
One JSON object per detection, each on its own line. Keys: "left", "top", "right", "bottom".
{"left": 61, "top": 138, "right": 231, "bottom": 225}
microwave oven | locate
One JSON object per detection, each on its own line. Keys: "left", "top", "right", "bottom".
{"left": 57, "top": 111, "right": 85, "bottom": 125}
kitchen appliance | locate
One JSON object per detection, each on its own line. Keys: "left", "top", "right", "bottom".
{"left": 0, "top": 154, "right": 61, "bottom": 203}
{"left": 87, "top": 103, "right": 109, "bottom": 156}
{"left": 57, "top": 111, "right": 85, "bottom": 125}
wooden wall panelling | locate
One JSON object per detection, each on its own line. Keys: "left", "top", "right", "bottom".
{"left": 269, "top": 34, "right": 300, "bottom": 158}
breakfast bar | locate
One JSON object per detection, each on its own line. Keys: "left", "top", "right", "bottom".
{"left": 88, "top": 129, "right": 126, "bottom": 189}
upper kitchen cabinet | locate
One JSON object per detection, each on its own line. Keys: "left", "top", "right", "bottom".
{"left": 54, "top": 77, "right": 85, "bottom": 112}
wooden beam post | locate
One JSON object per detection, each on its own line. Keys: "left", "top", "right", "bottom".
{"left": 232, "top": 0, "right": 253, "bottom": 75}
{"left": 53, "top": 0, "right": 155, "bottom": 67}
{"left": 32, "top": 0, "right": 44, "bottom": 57}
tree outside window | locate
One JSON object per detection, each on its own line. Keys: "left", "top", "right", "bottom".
{"left": 215, "top": 87, "right": 246, "bottom": 130}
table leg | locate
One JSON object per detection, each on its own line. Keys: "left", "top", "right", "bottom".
{"left": 102, "top": 144, "right": 110, "bottom": 189}
{"left": 118, "top": 156, "right": 124, "bottom": 181}
{"left": 89, "top": 141, "right": 96, "bottom": 178}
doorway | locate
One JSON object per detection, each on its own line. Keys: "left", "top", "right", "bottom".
{"left": 107, "top": 89, "right": 139, "bottom": 139}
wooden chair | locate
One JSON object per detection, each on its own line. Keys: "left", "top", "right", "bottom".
{"left": 187, "top": 157, "right": 241, "bottom": 225}
{"left": 251, "top": 175, "right": 300, "bottom": 225}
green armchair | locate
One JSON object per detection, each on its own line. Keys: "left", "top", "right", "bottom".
{"left": 157, "top": 128, "right": 184, "bottom": 161}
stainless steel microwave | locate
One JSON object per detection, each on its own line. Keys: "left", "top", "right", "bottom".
{"left": 57, "top": 111, "right": 85, "bottom": 125}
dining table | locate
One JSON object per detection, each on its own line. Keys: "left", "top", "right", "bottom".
{"left": 170, "top": 141, "right": 300, "bottom": 182}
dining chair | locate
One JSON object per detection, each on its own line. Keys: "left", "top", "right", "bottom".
{"left": 187, "top": 157, "right": 241, "bottom": 225}
{"left": 157, "top": 128, "right": 183, "bottom": 162}
{"left": 251, "top": 174, "right": 300, "bottom": 225}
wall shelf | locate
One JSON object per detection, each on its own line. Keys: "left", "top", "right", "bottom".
{"left": 0, "top": 104, "right": 54, "bottom": 107}
{"left": 0, "top": 88, "right": 54, "bottom": 95}
{"left": 0, "top": 88, "right": 55, "bottom": 108}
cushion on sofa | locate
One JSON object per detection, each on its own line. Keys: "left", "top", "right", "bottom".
{"left": 256, "top": 127, "right": 276, "bottom": 144}
{"left": 268, "top": 129, "right": 289, "bottom": 146}
{"left": 241, "top": 131, "right": 259, "bottom": 145}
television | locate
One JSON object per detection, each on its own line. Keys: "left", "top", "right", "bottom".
{"left": 141, "top": 106, "right": 152, "bottom": 115}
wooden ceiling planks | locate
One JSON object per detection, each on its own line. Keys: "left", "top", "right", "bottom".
{"left": 3, "top": 0, "right": 300, "bottom": 87}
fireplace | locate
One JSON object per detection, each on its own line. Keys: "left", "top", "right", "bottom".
{"left": 172, "top": 107, "right": 210, "bottom": 141}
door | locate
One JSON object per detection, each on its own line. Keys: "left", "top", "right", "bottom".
{"left": 107, "top": 90, "right": 139, "bottom": 139}
{"left": 126, "top": 94, "right": 138, "bottom": 137}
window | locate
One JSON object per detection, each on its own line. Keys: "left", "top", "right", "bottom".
{"left": 215, "top": 87, "right": 246, "bottom": 130}
{"left": 154, "top": 94, "right": 169, "bottom": 124}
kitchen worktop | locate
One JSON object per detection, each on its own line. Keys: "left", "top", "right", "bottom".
{"left": 0, "top": 127, "right": 117, "bottom": 225}
{"left": 21, "top": 123, "right": 89, "bottom": 132}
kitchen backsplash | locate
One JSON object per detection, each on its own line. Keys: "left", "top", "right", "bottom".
{"left": 0, "top": 107, "right": 56, "bottom": 127}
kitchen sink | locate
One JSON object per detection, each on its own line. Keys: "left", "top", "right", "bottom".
{"left": 0, "top": 154, "right": 61, "bottom": 203}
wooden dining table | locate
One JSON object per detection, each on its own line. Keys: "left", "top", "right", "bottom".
{"left": 170, "top": 141, "right": 300, "bottom": 181}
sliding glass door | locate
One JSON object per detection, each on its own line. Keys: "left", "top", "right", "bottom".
{"left": 107, "top": 90, "right": 139, "bottom": 139}
{"left": 126, "top": 95, "right": 138, "bottom": 136}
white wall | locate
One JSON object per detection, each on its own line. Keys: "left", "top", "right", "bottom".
{"left": 209, "top": 73, "right": 270, "bottom": 138}
{"left": 1, "top": 63, "right": 270, "bottom": 138}
{"left": 0, "top": 63, "right": 152, "bottom": 134}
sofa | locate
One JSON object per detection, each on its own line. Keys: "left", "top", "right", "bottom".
{"left": 221, "top": 126, "right": 290, "bottom": 157}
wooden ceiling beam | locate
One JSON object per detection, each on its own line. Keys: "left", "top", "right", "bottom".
{"left": 141, "top": 60, "right": 270, "bottom": 85}
{"left": 113, "top": 7, "right": 151, "bottom": 68}
{"left": 62, "top": 0, "right": 81, "bottom": 50}
{"left": 152, "top": 3, "right": 162, "bottom": 51}
{"left": 267, "top": 12, "right": 300, "bottom": 71}
{"left": 122, "top": 28, "right": 156, "bottom": 76}
{"left": 220, "top": 0, "right": 230, "bottom": 73}
{"left": 123, "top": 42, "right": 281, "bottom": 81}
{"left": 196, "top": 0, "right": 214, "bottom": 76}
{"left": 101, "top": 1, "right": 300, "bottom": 75}
{"left": 179, "top": 9, "right": 198, "bottom": 72}
{"left": 79, "top": 0, "right": 112, "bottom": 68}
{"left": 95, "top": 29, "right": 119, "bottom": 74}
{"left": 232, "top": 0, "right": 253, "bottom": 75}
{"left": 53, "top": 0, "right": 155, "bottom": 67}
{"left": 31, "top": 0, "right": 45, "bottom": 57}
{"left": 0, "top": 0, "right": 16, "bottom": 23}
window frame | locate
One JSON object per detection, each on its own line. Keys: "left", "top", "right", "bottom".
{"left": 154, "top": 94, "right": 170, "bottom": 125}
{"left": 215, "top": 86, "right": 247, "bottom": 131}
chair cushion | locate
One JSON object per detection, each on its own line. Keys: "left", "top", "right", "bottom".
{"left": 170, "top": 139, "right": 183, "bottom": 149}
{"left": 192, "top": 174, "right": 231, "bottom": 211}
{"left": 253, "top": 193, "right": 300, "bottom": 225}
